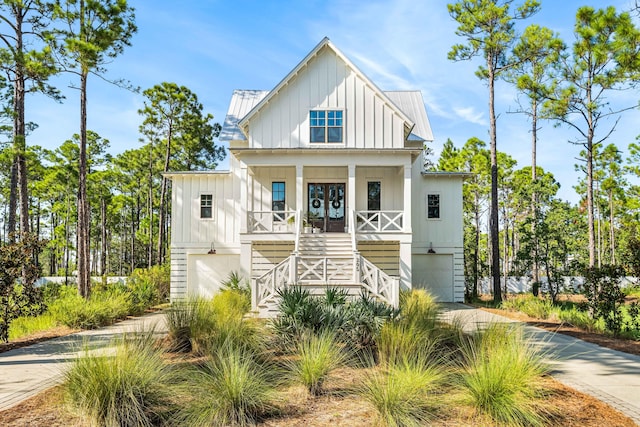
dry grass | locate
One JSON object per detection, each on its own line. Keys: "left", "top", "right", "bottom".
{"left": 0, "top": 363, "right": 635, "bottom": 427}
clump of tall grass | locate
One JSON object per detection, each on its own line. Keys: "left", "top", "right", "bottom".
{"left": 359, "top": 355, "right": 446, "bottom": 426}
{"left": 458, "top": 323, "right": 550, "bottom": 426}
{"left": 48, "top": 285, "right": 131, "bottom": 329}
{"left": 63, "top": 330, "right": 174, "bottom": 427}
{"left": 176, "top": 342, "right": 280, "bottom": 426}
{"left": 501, "top": 294, "right": 552, "bottom": 319}
{"left": 8, "top": 312, "right": 59, "bottom": 341}
{"left": 285, "top": 331, "right": 350, "bottom": 396}
{"left": 166, "top": 293, "right": 261, "bottom": 354}
{"left": 557, "top": 306, "right": 599, "bottom": 331}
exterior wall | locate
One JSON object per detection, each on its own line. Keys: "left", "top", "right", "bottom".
{"left": 411, "top": 163, "right": 465, "bottom": 302}
{"left": 246, "top": 47, "right": 406, "bottom": 150}
{"left": 355, "top": 166, "right": 403, "bottom": 211}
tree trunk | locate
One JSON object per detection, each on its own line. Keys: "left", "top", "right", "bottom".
{"left": 8, "top": 160, "right": 18, "bottom": 241}
{"left": 77, "top": 68, "right": 91, "bottom": 298}
{"left": 157, "top": 126, "right": 173, "bottom": 266}
{"left": 148, "top": 147, "right": 154, "bottom": 268}
{"left": 586, "top": 81, "right": 596, "bottom": 268}
{"left": 100, "top": 196, "right": 107, "bottom": 275}
{"left": 609, "top": 190, "right": 616, "bottom": 264}
{"left": 488, "top": 61, "right": 502, "bottom": 302}
{"left": 531, "top": 98, "right": 539, "bottom": 293}
{"left": 473, "top": 191, "right": 480, "bottom": 299}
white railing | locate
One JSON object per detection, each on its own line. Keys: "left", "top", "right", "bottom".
{"left": 360, "top": 256, "right": 399, "bottom": 308}
{"left": 294, "top": 209, "right": 302, "bottom": 253}
{"left": 253, "top": 257, "right": 291, "bottom": 310}
{"left": 355, "top": 211, "right": 404, "bottom": 232}
{"left": 349, "top": 209, "right": 357, "bottom": 251}
{"left": 248, "top": 210, "right": 296, "bottom": 233}
{"left": 297, "top": 256, "right": 353, "bottom": 283}
{"left": 252, "top": 254, "right": 400, "bottom": 314}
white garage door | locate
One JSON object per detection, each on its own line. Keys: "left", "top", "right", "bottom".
{"left": 187, "top": 254, "right": 241, "bottom": 299}
{"left": 412, "top": 254, "right": 454, "bottom": 302}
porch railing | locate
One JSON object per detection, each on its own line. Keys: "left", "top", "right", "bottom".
{"left": 253, "top": 253, "right": 399, "bottom": 312}
{"left": 355, "top": 211, "right": 404, "bottom": 232}
{"left": 248, "top": 210, "right": 296, "bottom": 233}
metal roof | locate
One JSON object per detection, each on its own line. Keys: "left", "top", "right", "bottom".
{"left": 218, "top": 89, "right": 268, "bottom": 141}
{"left": 219, "top": 89, "right": 433, "bottom": 143}
{"left": 384, "top": 91, "right": 433, "bottom": 142}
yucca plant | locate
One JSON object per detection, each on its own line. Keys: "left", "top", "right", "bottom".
{"left": 286, "top": 331, "right": 350, "bottom": 396}
{"left": 64, "top": 331, "right": 174, "bottom": 427}
{"left": 458, "top": 323, "right": 550, "bottom": 426}
{"left": 177, "top": 341, "right": 280, "bottom": 426}
{"left": 360, "top": 355, "right": 446, "bottom": 427}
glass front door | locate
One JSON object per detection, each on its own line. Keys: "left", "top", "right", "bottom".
{"left": 307, "top": 183, "right": 346, "bottom": 232}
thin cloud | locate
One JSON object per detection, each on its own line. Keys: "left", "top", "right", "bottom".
{"left": 454, "top": 107, "right": 487, "bottom": 126}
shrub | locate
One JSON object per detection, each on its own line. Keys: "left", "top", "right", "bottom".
{"left": 165, "top": 298, "right": 204, "bottom": 352}
{"left": 8, "top": 312, "right": 58, "bottom": 341}
{"left": 584, "top": 265, "right": 626, "bottom": 336}
{"left": 48, "top": 285, "right": 131, "bottom": 329}
{"left": 221, "top": 271, "right": 251, "bottom": 304}
{"left": 360, "top": 357, "right": 445, "bottom": 426}
{"left": 64, "top": 331, "right": 174, "bottom": 427}
{"left": 177, "top": 342, "right": 280, "bottom": 426}
{"left": 501, "top": 295, "right": 552, "bottom": 319}
{"left": 285, "top": 331, "right": 349, "bottom": 396}
{"left": 458, "top": 323, "right": 549, "bottom": 426}
{"left": 128, "top": 264, "right": 170, "bottom": 303}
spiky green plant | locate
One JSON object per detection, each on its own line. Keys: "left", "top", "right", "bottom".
{"left": 63, "top": 331, "right": 174, "bottom": 427}
{"left": 286, "top": 331, "right": 350, "bottom": 396}
{"left": 399, "top": 289, "right": 440, "bottom": 330}
{"left": 177, "top": 342, "right": 280, "bottom": 426}
{"left": 165, "top": 298, "right": 206, "bottom": 352}
{"left": 458, "top": 323, "right": 550, "bottom": 426}
{"left": 360, "top": 356, "right": 446, "bottom": 427}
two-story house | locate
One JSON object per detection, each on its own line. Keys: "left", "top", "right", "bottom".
{"left": 167, "top": 38, "right": 466, "bottom": 316}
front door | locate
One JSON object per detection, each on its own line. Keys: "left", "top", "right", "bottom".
{"left": 307, "top": 183, "right": 346, "bottom": 232}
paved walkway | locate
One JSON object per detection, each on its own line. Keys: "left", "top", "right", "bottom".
{"left": 0, "top": 312, "right": 166, "bottom": 412}
{"left": 440, "top": 303, "right": 640, "bottom": 425}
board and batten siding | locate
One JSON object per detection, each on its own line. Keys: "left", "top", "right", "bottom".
{"left": 246, "top": 46, "right": 406, "bottom": 150}
{"left": 170, "top": 173, "right": 240, "bottom": 245}
{"left": 410, "top": 166, "right": 465, "bottom": 302}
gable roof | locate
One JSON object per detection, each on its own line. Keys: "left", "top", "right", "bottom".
{"left": 236, "top": 37, "right": 415, "bottom": 138}
{"left": 219, "top": 90, "right": 268, "bottom": 142}
{"left": 385, "top": 91, "right": 433, "bottom": 142}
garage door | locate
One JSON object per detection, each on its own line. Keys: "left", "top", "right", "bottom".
{"left": 187, "top": 254, "right": 240, "bottom": 299}
{"left": 412, "top": 254, "right": 454, "bottom": 302}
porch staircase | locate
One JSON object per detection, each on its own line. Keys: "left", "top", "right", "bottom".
{"left": 253, "top": 232, "right": 399, "bottom": 316}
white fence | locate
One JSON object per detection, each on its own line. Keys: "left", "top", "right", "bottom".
{"left": 478, "top": 276, "right": 639, "bottom": 294}
{"left": 35, "top": 276, "right": 128, "bottom": 286}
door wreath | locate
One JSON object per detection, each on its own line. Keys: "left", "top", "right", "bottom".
{"left": 312, "top": 198, "right": 321, "bottom": 209}
{"left": 332, "top": 199, "right": 341, "bottom": 209}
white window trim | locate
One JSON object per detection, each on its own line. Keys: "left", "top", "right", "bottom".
{"left": 426, "top": 193, "right": 441, "bottom": 221}
{"left": 199, "top": 193, "right": 215, "bottom": 221}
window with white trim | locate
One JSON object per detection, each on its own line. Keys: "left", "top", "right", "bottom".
{"left": 427, "top": 194, "right": 440, "bottom": 219}
{"left": 272, "top": 182, "right": 285, "bottom": 222}
{"left": 310, "top": 110, "right": 343, "bottom": 143}
{"left": 200, "top": 194, "right": 213, "bottom": 219}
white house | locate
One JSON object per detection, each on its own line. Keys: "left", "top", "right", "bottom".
{"left": 167, "top": 38, "right": 466, "bottom": 316}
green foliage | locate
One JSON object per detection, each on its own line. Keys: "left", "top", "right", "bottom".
{"left": 0, "top": 234, "right": 47, "bottom": 342}
{"left": 220, "top": 271, "right": 251, "bottom": 312}
{"left": 128, "top": 264, "right": 170, "bottom": 305}
{"left": 286, "top": 331, "right": 350, "bottom": 396}
{"left": 8, "top": 312, "right": 58, "bottom": 341}
{"left": 63, "top": 331, "right": 174, "bottom": 427}
{"left": 501, "top": 295, "right": 552, "bottom": 319}
{"left": 177, "top": 342, "right": 280, "bottom": 426}
{"left": 360, "top": 357, "right": 446, "bottom": 427}
{"left": 458, "top": 323, "right": 549, "bottom": 426}
{"left": 166, "top": 293, "right": 259, "bottom": 354}
{"left": 584, "top": 265, "right": 626, "bottom": 336}
{"left": 48, "top": 285, "right": 131, "bottom": 329}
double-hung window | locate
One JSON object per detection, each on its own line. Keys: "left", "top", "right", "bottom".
{"left": 310, "top": 110, "right": 343, "bottom": 143}
{"left": 201, "top": 194, "right": 213, "bottom": 219}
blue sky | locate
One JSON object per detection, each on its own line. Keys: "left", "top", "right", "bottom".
{"left": 26, "top": 0, "right": 640, "bottom": 203}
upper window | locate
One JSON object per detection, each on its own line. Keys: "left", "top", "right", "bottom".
{"left": 201, "top": 194, "right": 213, "bottom": 219}
{"left": 272, "top": 182, "right": 285, "bottom": 221}
{"left": 427, "top": 194, "right": 440, "bottom": 219}
{"left": 310, "top": 110, "right": 343, "bottom": 143}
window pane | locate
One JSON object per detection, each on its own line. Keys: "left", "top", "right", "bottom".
{"left": 327, "top": 127, "right": 342, "bottom": 142}
{"left": 427, "top": 194, "right": 440, "bottom": 219}
{"left": 310, "top": 127, "right": 325, "bottom": 142}
{"left": 200, "top": 194, "right": 213, "bottom": 219}
{"left": 272, "top": 182, "right": 285, "bottom": 212}
{"left": 368, "top": 182, "right": 381, "bottom": 211}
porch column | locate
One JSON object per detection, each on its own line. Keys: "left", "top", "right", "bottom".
{"left": 400, "top": 241, "right": 412, "bottom": 290}
{"left": 296, "top": 165, "right": 303, "bottom": 220}
{"left": 348, "top": 163, "right": 356, "bottom": 232}
{"left": 403, "top": 161, "right": 412, "bottom": 233}
{"left": 240, "top": 164, "right": 248, "bottom": 233}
